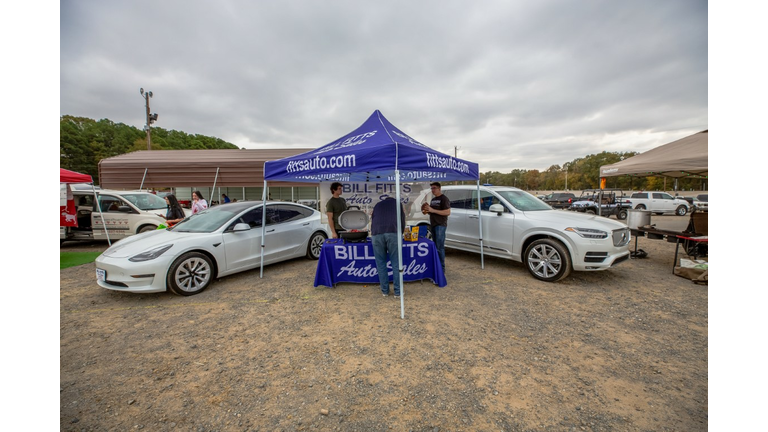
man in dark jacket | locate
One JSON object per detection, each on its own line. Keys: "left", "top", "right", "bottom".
{"left": 371, "top": 196, "right": 405, "bottom": 297}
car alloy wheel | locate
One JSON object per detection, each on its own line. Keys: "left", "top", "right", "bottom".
{"left": 307, "top": 232, "right": 327, "bottom": 259}
{"left": 168, "top": 252, "right": 213, "bottom": 296}
{"left": 524, "top": 238, "right": 572, "bottom": 282}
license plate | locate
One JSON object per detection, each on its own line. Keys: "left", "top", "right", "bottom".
{"left": 96, "top": 268, "right": 106, "bottom": 282}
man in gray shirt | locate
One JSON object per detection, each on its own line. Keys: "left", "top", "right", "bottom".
{"left": 325, "top": 182, "right": 347, "bottom": 239}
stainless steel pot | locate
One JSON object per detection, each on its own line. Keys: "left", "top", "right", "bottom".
{"left": 338, "top": 206, "right": 370, "bottom": 242}
{"left": 627, "top": 209, "right": 651, "bottom": 229}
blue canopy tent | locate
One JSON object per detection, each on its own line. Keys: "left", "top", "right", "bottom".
{"left": 262, "top": 110, "right": 480, "bottom": 318}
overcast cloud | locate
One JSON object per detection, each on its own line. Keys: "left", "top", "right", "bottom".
{"left": 60, "top": 0, "right": 707, "bottom": 172}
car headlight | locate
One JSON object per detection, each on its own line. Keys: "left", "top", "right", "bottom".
{"left": 129, "top": 244, "right": 173, "bottom": 262}
{"left": 565, "top": 227, "right": 608, "bottom": 239}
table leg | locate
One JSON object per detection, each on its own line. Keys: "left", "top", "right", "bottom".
{"left": 673, "top": 236, "right": 680, "bottom": 274}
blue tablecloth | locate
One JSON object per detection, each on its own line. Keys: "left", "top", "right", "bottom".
{"left": 314, "top": 238, "right": 447, "bottom": 288}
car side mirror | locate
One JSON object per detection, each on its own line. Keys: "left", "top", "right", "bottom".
{"left": 489, "top": 204, "right": 504, "bottom": 215}
{"left": 233, "top": 223, "right": 251, "bottom": 232}
{"left": 118, "top": 206, "right": 133, "bottom": 213}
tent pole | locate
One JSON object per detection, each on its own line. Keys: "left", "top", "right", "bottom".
{"left": 92, "top": 185, "right": 111, "bottom": 246}
{"left": 259, "top": 181, "right": 268, "bottom": 278}
{"left": 477, "top": 181, "right": 484, "bottom": 269}
{"left": 212, "top": 167, "right": 220, "bottom": 203}
{"left": 139, "top": 168, "right": 148, "bottom": 190}
{"left": 395, "top": 172, "right": 405, "bottom": 319}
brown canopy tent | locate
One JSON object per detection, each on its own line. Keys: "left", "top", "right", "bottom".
{"left": 600, "top": 130, "right": 708, "bottom": 179}
{"left": 98, "top": 149, "right": 314, "bottom": 189}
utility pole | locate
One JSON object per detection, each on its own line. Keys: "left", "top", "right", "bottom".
{"left": 140, "top": 88, "right": 158, "bottom": 150}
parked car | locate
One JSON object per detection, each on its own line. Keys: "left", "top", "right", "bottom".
{"left": 692, "top": 194, "right": 708, "bottom": 212}
{"left": 568, "top": 189, "right": 632, "bottom": 220}
{"left": 407, "top": 185, "right": 631, "bottom": 282}
{"left": 627, "top": 191, "right": 690, "bottom": 216}
{"left": 297, "top": 199, "right": 319, "bottom": 210}
{"left": 61, "top": 189, "right": 191, "bottom": 244}
{"left": 95, "top": 201, "right": 330, "bottom": 296}
{"left": 541, "top": 192, "right": 576, "bottom": 209}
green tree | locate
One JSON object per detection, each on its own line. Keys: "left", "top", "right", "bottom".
{"left": 60, "top": 115, "right": 239, "bottom": 182}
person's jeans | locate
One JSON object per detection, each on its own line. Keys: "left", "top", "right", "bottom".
{"left": 431, "top": 225, "right": 447, "bottom": 273}
{"left": 372, "top": 233, "right": 401, "bottom": 295}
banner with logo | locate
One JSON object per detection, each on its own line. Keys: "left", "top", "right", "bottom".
{"left": 264, "top": 110, "right": 479, "bottom": 183}
{"left": 314, "top": 238, "right": 447, "bottom": 288}
{"left": 318, "top": 181, "right": 429, "bottom": 226}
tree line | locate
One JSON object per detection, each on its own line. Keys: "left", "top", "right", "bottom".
{"left": 474, "top": 151, "right": 707, "bottom": 192}
{"left": 60, "top": 115, "right": 239, "bottom": 183}
{"left": 61, "top": 115, "right": 707, "bottom": 191}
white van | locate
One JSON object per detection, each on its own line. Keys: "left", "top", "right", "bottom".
{"left": 60, "top": 189, "right": 188, "bottom": 244}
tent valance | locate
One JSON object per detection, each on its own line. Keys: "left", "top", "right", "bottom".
{"left": 264, "top": 110, "right": 479, "bottom": 183}
{"left": 60, "top": 168, "right": 93, "bottom": 184}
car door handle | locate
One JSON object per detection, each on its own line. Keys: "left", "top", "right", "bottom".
{"left": 469, "top": 215, "right": 479, "bottom": 219}
{"left": 266, "top": 229, "right": 275, "bottom": 232}
{"left": 302, "top": 222, "right": 310, "bottom": 226}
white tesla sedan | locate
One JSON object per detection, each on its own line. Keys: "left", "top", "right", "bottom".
{"left": 95, "top": 201, "right": 329, "bottom": 296}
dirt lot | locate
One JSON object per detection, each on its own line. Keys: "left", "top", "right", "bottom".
{"left": 60, "top": 215, "right": 707, "bottom": 431}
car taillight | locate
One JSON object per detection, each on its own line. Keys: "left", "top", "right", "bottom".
{"left": 568, "top": 198, "right": 572, "bottom": 203}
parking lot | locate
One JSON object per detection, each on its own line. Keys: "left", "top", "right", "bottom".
{"left": 60, "top": 214, "right": 707, "bottom": 431}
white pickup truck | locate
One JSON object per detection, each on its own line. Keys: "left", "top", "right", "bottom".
{"left": 627, "top": 191, "right": 690, "bottom": 216}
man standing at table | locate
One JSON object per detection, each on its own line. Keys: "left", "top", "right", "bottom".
{"left": 371, "top": 196, "right": 406, "bottom": 297}
{"left": 325, "top": 182, "right": 347, "bottom": 239}
{"left": 422, "top": 182, "right": 451, "bottom": 274}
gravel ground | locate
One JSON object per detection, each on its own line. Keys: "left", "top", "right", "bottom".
{"left": 60, "top": 215, "right": 707, "bottom": 431}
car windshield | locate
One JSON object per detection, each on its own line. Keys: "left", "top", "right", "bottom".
{"left": 172, "top": 204, "right": 255, "bottom": 233}
{"left": 496, "top": 190, "right": 552, "bottom": 211}
{"left": 120, "top": 193, "right": 168, "bottom": 211}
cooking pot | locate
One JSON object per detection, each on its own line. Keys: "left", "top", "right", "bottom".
{"left": 338, "top": 206, "right": 370, "bottom": 242}
{"left": 627, "top": 209, "right": 651, "bottom": 229}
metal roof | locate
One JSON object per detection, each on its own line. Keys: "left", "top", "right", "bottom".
{"left": 98, "top": 149, "right": 316, "bottom": 188}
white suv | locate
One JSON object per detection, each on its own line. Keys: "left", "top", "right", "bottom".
{"left": 628, "top": 191, "right": 689, "bottom": 216}
{"left": 408, "top": 185, "right": 631, "bottom": 282}
{"left": 61, "top": 189, "right": 189, "bottom": 244}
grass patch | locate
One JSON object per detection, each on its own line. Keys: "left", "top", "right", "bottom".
{"left": 61, "top": 251, "right": 102, "bottom": 269}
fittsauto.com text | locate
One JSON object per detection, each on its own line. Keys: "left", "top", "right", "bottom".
{"left": 286, "top": 154, "right": 357, "bottom": 173}
{"left": 425, "top": 153, "right": 470, "bottom": 173}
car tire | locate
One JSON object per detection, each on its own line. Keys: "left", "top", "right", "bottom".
{"left": 617, "top": 209, "right": 628, "bottom": 220}
{"left": 306, "top": 231, "right": 327, "bottom": 260}
{"left": 585, "top": 209, "right": 596, "bottom": 215}
{"left": 138, "top": 224, "right": 157, "bottom": 233}
{"left": 524, "top": 238, "right": 572, "bottom": 282}
{"left": 167, "top": 252, "right": 214, "bottom": 296}
{"left": 635, "top": 204, "right": 646, "bottom": 210}
{"left": 676, "top": 205, "right": 688, "bottom": 216}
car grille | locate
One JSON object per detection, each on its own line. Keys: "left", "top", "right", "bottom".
{"left": 584, "top": 252, "right": 608, "bottom": 263}
{"left": 612, "top": 228, "right": 631, "bottom": 247}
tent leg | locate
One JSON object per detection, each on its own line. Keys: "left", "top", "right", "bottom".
{"left": 259, "top": 181, "right": 268, "bottom": 278}
{"left": 395, "top": 172, "right": 405, "bottom": 319}
{"left": 477, "top": 181, "right": 484, "bottom": 269}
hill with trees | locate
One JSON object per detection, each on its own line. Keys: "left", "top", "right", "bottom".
{"left": 60, "top": 115, "right": 239, "bottom": 183}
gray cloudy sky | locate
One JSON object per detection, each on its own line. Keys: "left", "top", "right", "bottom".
{"left": 60, "top": 0, "right": 707, "bottom": 172}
